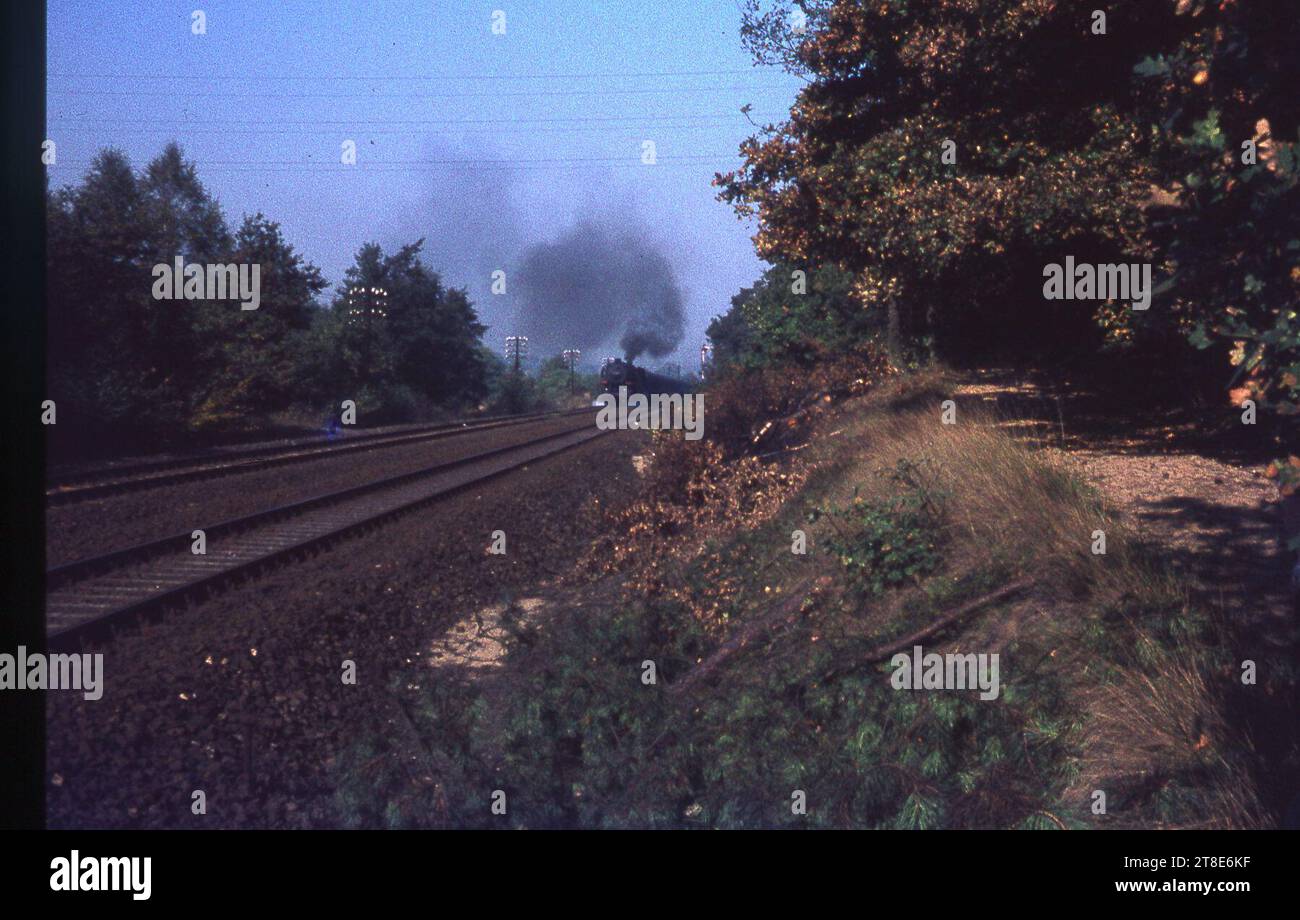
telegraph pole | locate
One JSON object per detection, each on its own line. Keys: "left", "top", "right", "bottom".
{"left": 562, "top": 348, "right": 581, "bottom": 393}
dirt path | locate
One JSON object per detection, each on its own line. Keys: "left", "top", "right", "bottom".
{"left": 955, "top": 367, "right": 1294, "bottom": 640}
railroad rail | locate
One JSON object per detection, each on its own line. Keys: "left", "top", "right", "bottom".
{"left": 46, "top": 408, "right": 590, "bottom": 505}
{"left": 47, "top": 418, "right": 612, "bottom": 649}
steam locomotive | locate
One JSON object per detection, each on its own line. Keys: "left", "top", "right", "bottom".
{"left": 599, "top": 358, "right": 694, "bottom": 397}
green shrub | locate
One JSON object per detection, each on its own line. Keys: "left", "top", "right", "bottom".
{"left": 331, "top": 584, "right": 1078, "bottom": 828}
{"left": 814, "top": 459, "right": 946, "bottom": 596}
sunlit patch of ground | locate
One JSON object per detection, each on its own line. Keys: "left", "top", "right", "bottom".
{"left": 427, "top": 597, "right": 551, "bottom": 671}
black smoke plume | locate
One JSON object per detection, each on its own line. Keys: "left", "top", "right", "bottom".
{"left": 514, "top": 220, "right": 685, "bottom": 362}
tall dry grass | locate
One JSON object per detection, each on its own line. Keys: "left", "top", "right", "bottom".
{"left": 798, "top": 375, "right": 1266, "bottom": 827}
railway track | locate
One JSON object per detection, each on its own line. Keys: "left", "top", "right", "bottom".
{"left": 46, "top": 407, "right": 589, "bottom": 505}
{"left": 46, "top": 417, "right": 612, "bottom": 649}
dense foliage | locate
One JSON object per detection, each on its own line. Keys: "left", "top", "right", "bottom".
{"left": 815, "top": 458, "right": 946, "bottom": 596}
{"left": 1133, "top": 1, "right": 1300, "bottom": 443}
{"left": 706, "top": 261, "right": 883, "bottom": 370}
{"left": 296, "top": 241, "right": 492, "bottom": 424}
{"left": 357, "top": 583, "right": 1081, "bottom": 829}
{"left": 713, "top": 0, "right": 1299, "bottom": 425}
{"left": 46, "top": 144, "right": 497, "bottom": 454}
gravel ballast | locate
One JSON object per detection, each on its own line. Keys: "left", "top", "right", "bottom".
{"left": 46, "top": 429, "right": 642, "bottom": 828}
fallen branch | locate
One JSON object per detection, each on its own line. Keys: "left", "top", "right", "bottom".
{"left": 664, "top": 577, "right": 1033, "bottom": 700}
{"left": 750, "top": 392, "right": 832, "bottom": 451}
{"left": 1037, "top": 810, "right": 1069, "bottom": 831}
{"left": 818, "top": 578, "right": 1035, "bottom": 684}
{"left": 666, "top": 576, "right": 830, "bottom": 698}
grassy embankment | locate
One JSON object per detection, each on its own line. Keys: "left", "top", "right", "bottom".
{"left": 337, "top": 367, "right": 1272, "bottom": 829}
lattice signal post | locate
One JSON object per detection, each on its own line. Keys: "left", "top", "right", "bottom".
{"left": 505, "top": 336, "right": 529, "bottom": 374}
{"left": 346, "top": 285, "right": 388, "bottom": 325}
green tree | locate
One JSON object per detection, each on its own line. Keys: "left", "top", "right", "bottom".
{"left": 717, "top": 1, "right": 1184, "bottom": 364}
{"left": 138, "top": 142, "right": 234, "bottom": 425}
{"left": 319, "top": 240, "right": 492, "bottom": 422}
{"left": 194, "top": 214, "right": 327, "bottom": 426}
{"left": 382, "top": 240, "right": 489, "bottom": 406}
{"left": 47, "top": 144, "right": 241, "bottom": 448}
{"left": 535, "top": 354, "right": 571, "bottom": 402}
{"left": 47, "top": 149, "right": 152, "bottom": 443}
{"left": 707, "top": 261, "right": 872, "bottom": 372}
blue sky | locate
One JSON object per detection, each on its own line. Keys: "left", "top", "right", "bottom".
{"left": 47, "top": 0, "right": 803, "bottom": 370}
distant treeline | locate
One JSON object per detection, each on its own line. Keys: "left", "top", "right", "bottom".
{"left": 45, "top": 143, "right": 528, "bottom": 458}
{"left": 707, "top": 1, "right": 1299, "bottom": 431}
